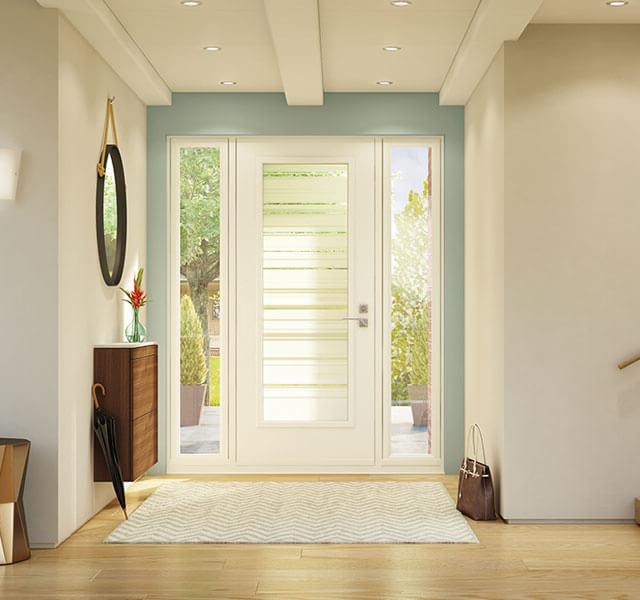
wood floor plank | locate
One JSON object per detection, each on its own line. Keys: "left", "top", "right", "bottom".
{"left": 3, "top": 474, "right": 638, "bottom": 600}
{"left": 0, "top": 594, "right": 148, "bottom": 600}
{"left": 225, "top": 555, "right": 526, "bottom": 572}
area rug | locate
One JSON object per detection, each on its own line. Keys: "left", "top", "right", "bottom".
{"left": 105, "top": 481, "right": 477, "bottom": 544}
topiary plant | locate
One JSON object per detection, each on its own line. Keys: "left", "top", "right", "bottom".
{"left": 180, "top": 295, "right": 207, "bottom": 385}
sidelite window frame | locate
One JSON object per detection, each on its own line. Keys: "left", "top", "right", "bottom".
{"left": 168, "top": 137, "right": 234, "bottom": 471}
{"left": 257, "top": 159, "right": 356, "bottom": 428}
{"left": 380, "top": 137, "right": 443, "bottom": 467}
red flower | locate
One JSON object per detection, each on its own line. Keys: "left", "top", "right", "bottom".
{"left": 120, "top": 268, "right": 147, "bottom": 310}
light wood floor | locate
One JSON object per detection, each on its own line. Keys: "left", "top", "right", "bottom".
{"left": 2, "top": 475, "right": 639, "bottom": 599}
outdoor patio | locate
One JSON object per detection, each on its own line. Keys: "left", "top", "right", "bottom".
{"left": 180, "top": 406, "right": 428, "bottom": 455}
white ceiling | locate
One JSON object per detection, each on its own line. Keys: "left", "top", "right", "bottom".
{"left": 534, "top": 0, "right": 640, "bottom": 23}
{"left": 105, "top": 0, "right": 480, "bottom": 93}
{"left": 320, "top": 0, "right": 479, "bottom": 92}
{"left": 106, "top": 0, "right": 282, "bottom": 92}
{"left": 39, "top": 0, "right": 640, "bottom": 105}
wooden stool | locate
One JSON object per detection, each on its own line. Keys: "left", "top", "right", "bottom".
{"left": 0, "top": 438, "right": 30, "bottom": 565}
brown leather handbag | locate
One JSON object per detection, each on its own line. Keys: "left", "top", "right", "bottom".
{"left": 456, "top": 424, "right": 497, "bottom": 521}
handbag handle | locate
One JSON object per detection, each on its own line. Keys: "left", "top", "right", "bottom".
{"left": 465, "top": 423, "right": 488, "bottom": 475}
{"left": 473, "top": 424, "right": 488, "bottom": 466}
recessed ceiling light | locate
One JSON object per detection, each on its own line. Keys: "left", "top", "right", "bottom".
{"left": 383, "top": 46, "right": 402, "bottom": 52}
{"left": 203, "top": 46, "right": 221, "bottom": 52}
{"left": 390, "top": 1, "right": 412, "bottom": 6}
{"left": 377, "top": 80, "right": 393, "bottom": 86}
{"left": 220, "top": 81, "right": 237, "bottom": 86}
{"left": 606, "top": 0, "right": 628, "bottom": 5}
{"left": 180, "top": 1, "right": 202, "bottom": 6}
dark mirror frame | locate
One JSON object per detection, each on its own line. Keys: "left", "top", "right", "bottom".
{"left": 96, "top": 144, "right": 127, "bottom": 286}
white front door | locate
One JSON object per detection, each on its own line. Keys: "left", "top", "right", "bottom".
{"left": 236, "top": 138, "right": 376, "bottom": 466}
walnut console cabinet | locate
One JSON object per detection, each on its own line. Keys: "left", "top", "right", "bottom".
{"left": 93, "top": 343, "right": 158, "bottom": 482}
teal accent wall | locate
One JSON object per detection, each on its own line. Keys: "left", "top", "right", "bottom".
{"left": 147, "top": 92, "right": 464, "bottom": 474}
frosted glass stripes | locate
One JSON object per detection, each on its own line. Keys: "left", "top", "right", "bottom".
{"left": 262, "top": 164, "right": 349, "bottom": 422}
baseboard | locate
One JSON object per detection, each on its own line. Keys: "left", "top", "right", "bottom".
{"left": 30, "top": 542, "right": 59, "bottom": 549}
{"left": 504, "top": 518, "right": 635, "bottom": 524}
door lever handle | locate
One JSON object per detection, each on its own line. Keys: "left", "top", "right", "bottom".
{"left": 342, "top": 317, "right": 368, "bottom": 328}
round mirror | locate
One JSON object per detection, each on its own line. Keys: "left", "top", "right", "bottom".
{"left": 96, "top": 144, "right": 127, "bottom": 286}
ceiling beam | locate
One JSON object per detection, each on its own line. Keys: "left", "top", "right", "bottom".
{"left": 263, "top": 0, "right": 324, "bottom": 106}
{"left": 36, "top": 0, "right": 171, "bottom": 106}
{"left": 439, "top": 0, "right": 543, "bottom": 106}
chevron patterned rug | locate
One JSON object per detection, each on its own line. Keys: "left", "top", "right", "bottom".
{"left": 105, "top": 481, "right": 477, "bottom": 544}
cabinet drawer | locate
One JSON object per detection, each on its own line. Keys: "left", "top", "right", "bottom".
{"left": 132, "top": 356, "right": 156, "bottom": 420}
{"left": 131, "top": 412, "right": 157, "bottom": 480}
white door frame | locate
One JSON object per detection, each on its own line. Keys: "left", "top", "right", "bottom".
{"left": 166, "top": 135, "right": 444, "bottom": 474}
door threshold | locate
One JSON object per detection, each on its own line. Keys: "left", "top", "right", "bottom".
{"left": 165, "top": 465, "right": 444, "bottom": 475}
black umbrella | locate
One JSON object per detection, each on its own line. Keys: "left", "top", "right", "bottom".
{"left": 92, "top": 383, "right": 128, "bottom": 520}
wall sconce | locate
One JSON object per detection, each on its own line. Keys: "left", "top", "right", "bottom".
{"left": 0, "top": 149, "right": 22, "bottom": 201}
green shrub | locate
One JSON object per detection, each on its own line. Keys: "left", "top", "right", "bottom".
{"left": 391, "top": 180, "right": 432, "bottom": 402}
{"left": 410, "top": 307, "right": 430, "bottom": 387}
{"left": 209, "top": 356, "right": 220, "bottom": 406}
{"left": 180, "top": 295, "right": 207, "bottom": 385}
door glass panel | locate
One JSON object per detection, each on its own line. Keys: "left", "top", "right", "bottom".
{"left": 262, "top": 163, "right": 349, "bottom": 422}
{"left": 179, "top": 146, "right": 222, "bottom": 454}
{"left": 389, "top": 144, "right": 433, "bottom": 455}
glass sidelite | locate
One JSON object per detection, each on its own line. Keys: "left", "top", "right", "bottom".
{"left": 179, "top": 146, "right": 222, "bottom": 454}
{"left": 389, "top": 145, "right": 433, "bottom": 455}
{"left": 262, "top": 164, "right": 349, "bottom": 422}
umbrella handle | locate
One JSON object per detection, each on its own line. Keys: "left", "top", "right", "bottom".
{"left": 92, "top": 383, "right": 106, "bottom": 409}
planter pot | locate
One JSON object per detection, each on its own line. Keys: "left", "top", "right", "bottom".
{"left": 180, "top": 384, "right": 206, "bottom": 427}
{"left": 408, "top": 384, "right": 430, "bottom": 427}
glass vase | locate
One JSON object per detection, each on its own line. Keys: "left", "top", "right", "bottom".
{"left": 125, "top": 309, "right": 146, "bottom": 343}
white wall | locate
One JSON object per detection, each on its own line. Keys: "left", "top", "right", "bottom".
{"left": 57, "top": 16, "right": 147, "bottom": 542}
{"left": 0, "top": 0, "right": 147, "bottom": 546}
{"left": 466, "top": 25, "right": 640, "bottom": 520}
{"left": 464, "top": 47, "right": 505, "bottom": 510}
{"left": 504, "top": 24, "right": 640, "bottom": 520}
{"left": 0, "top": 0, "right": 60, "bottom": 546}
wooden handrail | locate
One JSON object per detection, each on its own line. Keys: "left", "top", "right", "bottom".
{"left": 618, "top": 353, "right": 640, "bottom": 370}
